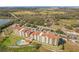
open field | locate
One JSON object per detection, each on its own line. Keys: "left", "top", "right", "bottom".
{"left": 64, "top": 41, "right": 79, "bottom": 52}
{"left": 13, "top": 11, "right": 66, "bottom": 15}
{"left": 58, "top": 19, "right": 79, "bottom": 26}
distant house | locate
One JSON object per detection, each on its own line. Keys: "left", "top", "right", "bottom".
{"left": 12, "top": 24, "right": 32, "bottom": 37}
{"left": 66, "top": 31, "right": 79, "bottom": 40}
{"left": 12, "top": 24, "right": 23, "bottom": 36}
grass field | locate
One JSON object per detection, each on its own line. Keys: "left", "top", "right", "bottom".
{"left": 13, "top": 11, "right": 35, "bottom": 15}
{"left": 1, "top": 33, "right": 23, "bottom": 46}
{"left": 51, "top": 19, "right": 79, "bottom": 31}
{"left": 58, "top": 19, "right": 79, "bottom": 26}
{"left": 13, "top": 11, "right": 66, "bottom": 15}
{"left": 39, "top": 11, "right": 66, "bottom": 15}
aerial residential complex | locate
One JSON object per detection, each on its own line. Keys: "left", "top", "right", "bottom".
{"left": 0, "top": 7, "right": 79, "bottom": 52}
{"left": 12, "top": 24, "right": 60, "bottom": 46}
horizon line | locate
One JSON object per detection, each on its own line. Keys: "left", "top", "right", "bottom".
{"left": 0, "top": 6, "right": 79, "bottom": 8}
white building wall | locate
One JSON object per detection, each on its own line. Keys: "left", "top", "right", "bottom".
{"left": 41, "top": 36, "right": 45, "bottom": 43}
{"left": 54, "top": 39, "right": 57, "bottom": 46}
{"left": 39, "top": 36, "right": 42, "bottom": 42}
{"left": 37, "top": 36, "right": 39, "bottom": 41}
{"left": 22, "top": 32, "right": 25, "bottom": 37}
{"left": 37, "top": 35, "right": 40, "bottom": 41}
{"left": 19, "top": 31, "right": 22, "bottom": 36}
{"left": 39, "top": 36, "right": 43, "bottom": 42}
{"left": 49, "top": 38, "right": 52, "bottom": 44}
{"left": 34, "top": 35, "right": 37, "bottom": 40}
{"left": 18, "top": 28, "right": 24, "bottom": 37}
{"left": 46, "top": 36, "right": 49, "bottom": 44}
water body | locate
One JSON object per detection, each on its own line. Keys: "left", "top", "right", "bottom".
{"left": 0, "top": 19, "right": 10, "bottom": 26}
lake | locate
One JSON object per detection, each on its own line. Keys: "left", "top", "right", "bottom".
{"left": 0, "top": 19, "right": 10, "bottom": 25}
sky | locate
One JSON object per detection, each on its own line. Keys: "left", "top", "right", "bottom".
{"left": 0, "top": 0, "right": 79, "bottom": 7}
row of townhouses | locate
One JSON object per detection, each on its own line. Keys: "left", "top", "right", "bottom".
{"left": 12, "top": 24, "right": 60, "bottom": 46}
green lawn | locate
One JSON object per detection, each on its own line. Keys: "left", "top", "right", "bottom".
{"left": 1, "top": 33, "right": 23, "bottom": 46}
